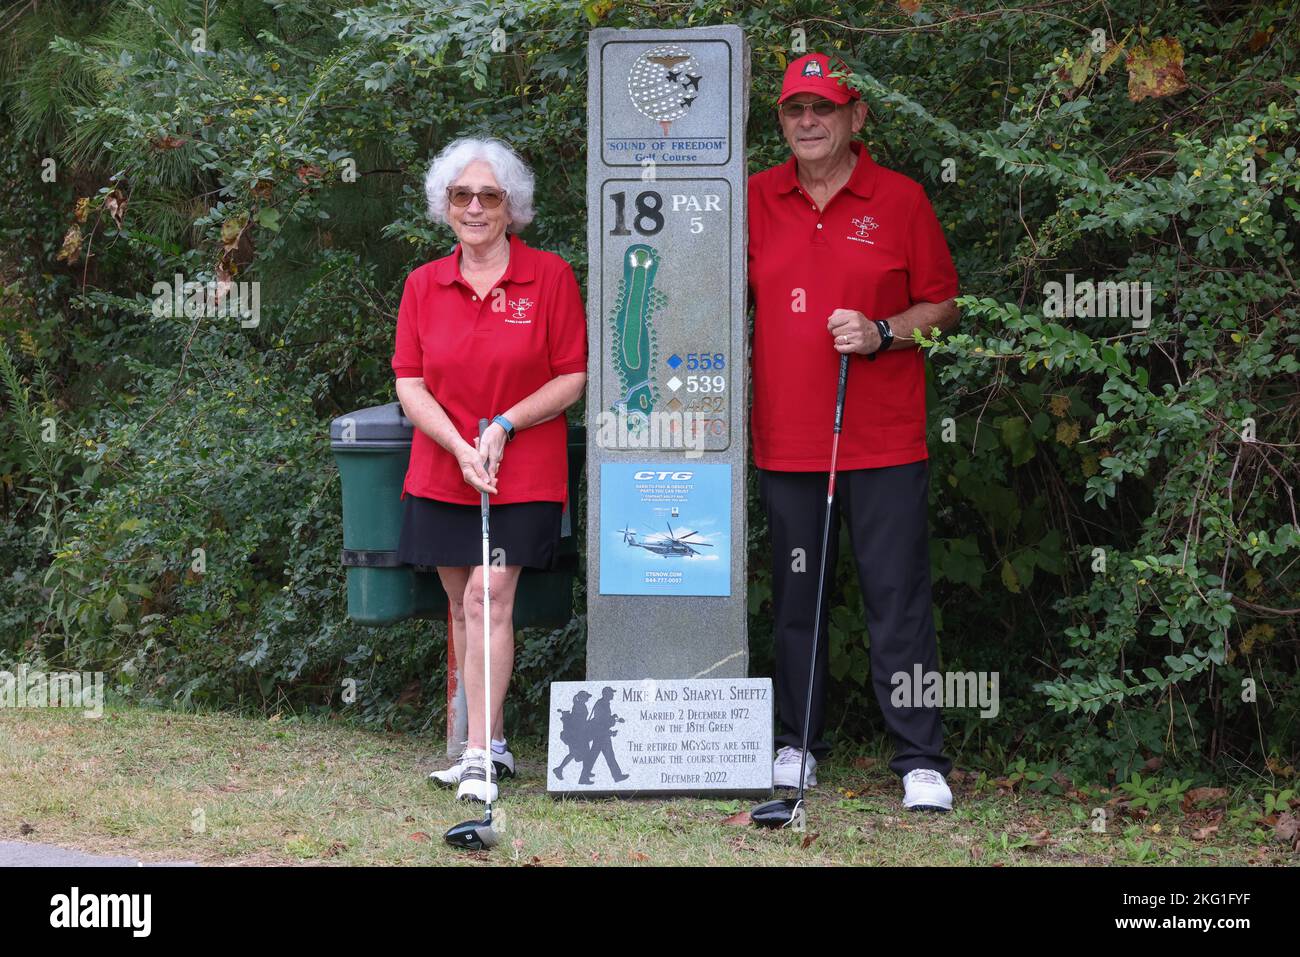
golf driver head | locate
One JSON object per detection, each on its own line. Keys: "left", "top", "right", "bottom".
{"left": 444, "top": 817, "right": 501, "bottom": 851}
{"left": 751, "top": 797, "right": 806, "bottom": 830}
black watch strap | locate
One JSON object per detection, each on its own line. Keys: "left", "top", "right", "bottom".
{"left": 873, "top": 318, "right": 894, "bottom": 352}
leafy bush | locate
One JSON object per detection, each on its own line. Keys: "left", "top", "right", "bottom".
{"left": 1, "top": 0, "right": 1296, "bottom": 784}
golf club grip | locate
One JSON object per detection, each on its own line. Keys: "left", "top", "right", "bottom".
{"left": 833, "top": 354, "right": 849, "bottom": 433}
{"left": 477, "top": 418, "right": 490, "bottom": 509}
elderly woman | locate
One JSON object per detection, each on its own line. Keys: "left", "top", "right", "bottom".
{"left": 391, "top": 137, "right": 587, "bottom": 802}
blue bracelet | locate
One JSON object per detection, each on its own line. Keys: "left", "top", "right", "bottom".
{"left": 492, "top": 414, "right": 515, "bottom": 441}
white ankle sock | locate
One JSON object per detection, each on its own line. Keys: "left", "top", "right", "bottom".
{"left": 491, "top": 738, "right": 507, "bottom": 754}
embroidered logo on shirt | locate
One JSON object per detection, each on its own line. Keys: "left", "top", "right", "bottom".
{"left": 506, "top": 297, "right": 535, "bottom": 324}
{"left": 847, "top": 215, "right": 879, "bottom": 245}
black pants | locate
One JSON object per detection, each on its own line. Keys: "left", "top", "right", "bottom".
{"left": 759, "top": 461, "right": 952, "bottom": 777}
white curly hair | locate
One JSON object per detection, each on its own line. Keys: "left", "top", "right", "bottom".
{"left": 423, "top": 136, "right": 536, "bottom": 234}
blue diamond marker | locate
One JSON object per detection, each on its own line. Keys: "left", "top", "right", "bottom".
{"left": 667, "top": 354, "right": 682, "bottom": 369}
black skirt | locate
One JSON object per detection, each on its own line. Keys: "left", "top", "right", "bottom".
{"left": 396, "top": 495, "right": 563, "bottom": 570}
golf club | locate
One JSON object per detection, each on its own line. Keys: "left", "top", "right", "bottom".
{"left": 445, "top": 418, "right": 502, "bottom": 851}
{"left": 752, "top": 352, "right": 850, "bottom": 830}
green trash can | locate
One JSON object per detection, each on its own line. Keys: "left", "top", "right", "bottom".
{"left": 330, "top": 403, "right": 448, "bottom": 625}
{"left": 331, "top": 402, "right": 582, "bottom": 628}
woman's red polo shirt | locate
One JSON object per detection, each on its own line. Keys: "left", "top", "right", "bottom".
{"left": 748, "top": 141, "right": 959, "bottom": 471}
{"left": 391, "top": 233, "right": 588, "bottom": 505}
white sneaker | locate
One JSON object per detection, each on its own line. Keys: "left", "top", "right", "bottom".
{"left": 429, "top": 745, "right": 515, "bottom": 787}
{"left": 772, "top": 746, "right": 817, "bottom": 789}
{"left": 902, "top": 768, "right": 953, "bottom": 812}
{"left": 455, "top": 749, "right": 498, "bottom": 803}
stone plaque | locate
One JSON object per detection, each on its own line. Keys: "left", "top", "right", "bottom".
{"left": 547, "top": 677, "right": 773, "bottom": 797}
{"left": 585, "top": 26, "right": 750, "bottom": 680}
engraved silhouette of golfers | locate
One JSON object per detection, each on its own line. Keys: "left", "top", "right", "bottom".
{"left": 552, "top": 686, "right": 629, "bottom": 784}
{"left": 581, "top": 687, "right": 629, "bottom": 784}
{"left": 553, "top": 690, "right": 592, "bottom": 781}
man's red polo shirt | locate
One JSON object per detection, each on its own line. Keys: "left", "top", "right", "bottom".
{"left": 748, "top": 140, "right": 958, "bottom": 471}
{"left": 391, "top": 232, "right": 587, "bottom": 505}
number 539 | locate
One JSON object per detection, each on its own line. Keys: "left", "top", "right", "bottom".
{"left": 686, "top": 375, "right": 726, "bottom": 393}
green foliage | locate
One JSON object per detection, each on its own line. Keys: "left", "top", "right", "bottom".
{"left": 1, "top": 0, "right": 1296, "bottom": 780}
{"left": 1117, "top": 772, "right": 1193, "bottom": 812}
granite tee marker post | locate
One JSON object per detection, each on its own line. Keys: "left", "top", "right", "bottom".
{"left": 555, "top": 26, "right": 772, "bottom": 800}
{"left": 584, "top": 26, "right": 751, "bottom": 682}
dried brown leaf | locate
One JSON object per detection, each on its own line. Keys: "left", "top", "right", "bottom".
{"left": 1126, "top": 37, "right": 1189, "bottom": 102}
{"left": 55, "top": 225, "right": 82, "bottom": 264}
{"left": 105, "top": 188, "right": 126, "bottom": 230}
{"left": 1026, "top": 828, "right": 1052, "bottom": 848}
{"left": 1099, "top": 41, "right": 1125, "bottom": 75}
{"left": 1275, "top": 812, "right": 1298, "bottom": 844}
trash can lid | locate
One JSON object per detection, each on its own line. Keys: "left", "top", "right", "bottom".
{"left": 330, "top": 402, "right": 414, "bottom": 448}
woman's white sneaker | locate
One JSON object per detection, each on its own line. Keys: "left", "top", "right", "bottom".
{"left": 455, "top": 749, "right": 498, "bottom": 803}
{"left": 902, "top": 768, "right": 952, "bottom": 812}
{"left": 772, "top": 746, "right": 817, "bottom": 789}
{"left": 429, "top": 746, "right": 515, "bottom": 787}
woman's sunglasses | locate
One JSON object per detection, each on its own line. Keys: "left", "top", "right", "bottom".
{"left": 447, "top": 186, "right": 507, "bottom": 209}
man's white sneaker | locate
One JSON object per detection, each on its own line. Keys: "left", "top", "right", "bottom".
{"left": 772, "top": 746, "right": 817, "bottom": 789}
{"left": 455, "top": 749, "right": 498, "bottom": 803}
{"left": 429, "top": 746, "right": 515, "bottom": 787}
{"left": 902, "top": 768, "right": 952, "bottom": 812}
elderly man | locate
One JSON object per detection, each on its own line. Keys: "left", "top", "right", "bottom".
{"left": 748, "top": 53, "right": 961, "bottom": 811}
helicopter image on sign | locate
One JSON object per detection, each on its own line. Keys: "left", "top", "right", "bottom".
{"left": 619, "top": 523, "right": 716, "bottom": 558}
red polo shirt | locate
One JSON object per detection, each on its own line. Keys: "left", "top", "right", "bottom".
{"left": 391, "top": 233, "right": 587, "bottom": 505}
{"left": 748, "top": 140, "right": 958, "bottom": 471}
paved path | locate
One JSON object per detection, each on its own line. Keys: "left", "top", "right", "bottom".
{"left": 0, "top": 841, "right": 195, "bottom": 867}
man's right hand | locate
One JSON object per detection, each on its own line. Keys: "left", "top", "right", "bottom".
{"left": 456, "top": 440, "right": 498, "bottom": 495}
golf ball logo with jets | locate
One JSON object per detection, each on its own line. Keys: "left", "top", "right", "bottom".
{"left": 628, "top": 44, "right": 703, "bottom": 136}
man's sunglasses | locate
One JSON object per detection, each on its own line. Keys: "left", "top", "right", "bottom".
{"left": 779, "top": 98, "right": 842, "bottom": 119}
{"left": 447, "top": 186, "right": 507, "bottom": 209}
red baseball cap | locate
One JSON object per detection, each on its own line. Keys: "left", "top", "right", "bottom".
{"left": 778, "top": 52, "right": 861, "bottom": 105}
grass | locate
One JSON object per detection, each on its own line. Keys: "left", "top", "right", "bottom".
{"left": 0, "top": 704, "right": 1293, "bottom": 866}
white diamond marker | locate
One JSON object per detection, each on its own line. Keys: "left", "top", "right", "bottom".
{"left": 667, "top": 376, "right": 683, "bottom": 392}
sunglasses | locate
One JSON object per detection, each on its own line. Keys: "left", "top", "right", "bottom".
{"left": 779, "top": 98, "right": 842, "bottom": 119}
{"left": 447, "top": 186, "right": 507, "bottom": 209}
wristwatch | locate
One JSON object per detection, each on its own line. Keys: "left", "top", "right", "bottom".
{"left": 872, "top": 318, "right": 895, "bottom": 353}
{"left": 491, "top": 414, "right": 516, "bottom": 442}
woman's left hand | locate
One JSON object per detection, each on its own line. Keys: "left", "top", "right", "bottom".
{"left": 477, "top": 422, "right": 508, "bottom": 482}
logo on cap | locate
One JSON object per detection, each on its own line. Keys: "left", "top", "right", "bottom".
{"left": 801, "top": 59, "right": 824, "bottom": 77}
